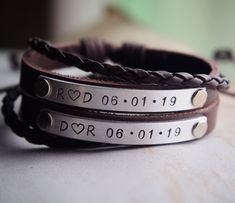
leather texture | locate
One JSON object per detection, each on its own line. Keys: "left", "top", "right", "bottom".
{"left": 26, "top": 37, "right": 229, "bottom": 90}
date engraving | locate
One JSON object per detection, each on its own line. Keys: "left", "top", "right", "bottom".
{"left": 40, "top": 110, "right": 207, "bottom": 145}
{"left": 38, "top": 76, "right": 207, "bottom": 112}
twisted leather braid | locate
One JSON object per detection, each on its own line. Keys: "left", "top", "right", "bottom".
{"left": 1, "top": 86, "right": 109, "bottom": 148}
{"left": 213, "top": 49, "right": 235, "bottom": 97}
{"left": 28, "top": 37, "right": 229, "bottom": 90}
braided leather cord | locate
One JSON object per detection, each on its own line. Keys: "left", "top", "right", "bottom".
{"left": 213, "top": 49, "right": 235, "bottom": 97}
{"left": 1, "top": 86, "right": 110, "bottom": 148}
{"left": 28, "top": 37, "right": 229, "bottom": 90}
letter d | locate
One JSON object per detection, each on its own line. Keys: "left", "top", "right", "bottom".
{"left": 60, "top": 121, "right": 68, "bottom": 131}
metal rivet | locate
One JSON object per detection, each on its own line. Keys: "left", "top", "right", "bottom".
{"left": 37, "top": 111, "right": 53, "bottom": 129}
{"left": 192, "top": 120, "right": 208, "bottom": 138}
{"left": 34, "top": 77, "right": 51, "bottom": 97}
{"left": 191, "top": 89, "right": 207, "bottom": 108}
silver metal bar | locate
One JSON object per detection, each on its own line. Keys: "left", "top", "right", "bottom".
{"left": 35, "top": 76, "right": 208, "bottom": 113}
{"left": 37, "top": 110, "right": 208, "bottom": 145}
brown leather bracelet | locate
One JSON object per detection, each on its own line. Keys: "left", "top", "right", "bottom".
{"left": 1, "top": 38, "right": 223, "bottom": 147}
{"left": 19, "top": 92, "right": 218, "bottom": 146}
{"left": 21, "top": 38, "right": 225, "bottom": 114}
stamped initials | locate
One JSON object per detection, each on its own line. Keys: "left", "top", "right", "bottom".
{"left": 60, "top": 120, "right": 95, "bottom": 136}
{"left": 56, "top": 87, "right": 92, "bottom": 103}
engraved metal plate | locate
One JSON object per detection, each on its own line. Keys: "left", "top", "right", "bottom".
{"left": 37, "top": 110, "right": 208, "bottom": 145}
{"left": 36, "top": 76, "right": 207, "bottom": 113}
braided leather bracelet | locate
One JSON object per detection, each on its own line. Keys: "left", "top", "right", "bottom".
{"left": 1, "top": 37, "right": 227, "bottom": 148}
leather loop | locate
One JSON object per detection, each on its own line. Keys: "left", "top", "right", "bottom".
{"left": 116, "top": 43, "right": 146, "bottom": 68}
{"left": 80, "top": 38, "right": 112, "bottom": 62}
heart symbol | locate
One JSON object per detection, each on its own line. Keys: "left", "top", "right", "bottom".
{"left": 68, "top": 89, "right": 81, "bottom": 101}
{"left": 71, "top": 123, "right": 85, "bottom": 135}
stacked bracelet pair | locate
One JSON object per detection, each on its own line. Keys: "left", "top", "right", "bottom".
{"left": 2, "top": 38, "right": 229, "bottom": 148}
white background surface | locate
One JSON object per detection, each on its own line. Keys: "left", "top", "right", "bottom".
{"left": 0, "top": 51, "right": 234, "bottom": 203}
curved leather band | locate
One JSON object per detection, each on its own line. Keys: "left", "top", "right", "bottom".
{"left": 20, "top": 40, "right": 221, "bottom": 113}
{"left": 19, "top": 92, "right": 219, "bottom": 145}
{"left": 27, "top": 37, "right": 229, "bottom": 90}
{"left": 22, "top": 40, "right": 222, "bottom": 89}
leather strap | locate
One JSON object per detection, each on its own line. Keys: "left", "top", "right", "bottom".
{"left": 1, "top": 38, "right": 223, "bottom": 147}
{"left": 20, "top": 38, "right": 222, "bottom": 114}
{"left": 19, "top": 92, "right": 219, "bottom": 146}
{"left": 26, "top": 37, "right": 229, "bottom": 90}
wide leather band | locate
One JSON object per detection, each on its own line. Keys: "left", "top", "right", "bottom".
{"left": 19, "top": 92, "right": 219, "bottom": 145}
{"left": 2, "top": 38, "right": 223, "bottom": 147}
{"left": 20, "top": 39, "right": 223, "bottom": 114}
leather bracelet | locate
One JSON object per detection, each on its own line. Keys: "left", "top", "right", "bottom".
{"left": 1, "top": 37, "right": 225, "bottom": 148}
{"left": 21, "top": 38, "right": 226, "bottom": 113}
{"left": 19, "top": 91, "right": 218, "bottom": 145}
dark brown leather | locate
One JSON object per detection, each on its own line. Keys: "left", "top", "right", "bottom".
{"left": 26, "top": 38, "right": 229, "bottom": 90}
{"left": 21, "top": 42, "right": 223, "bottom": 95}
